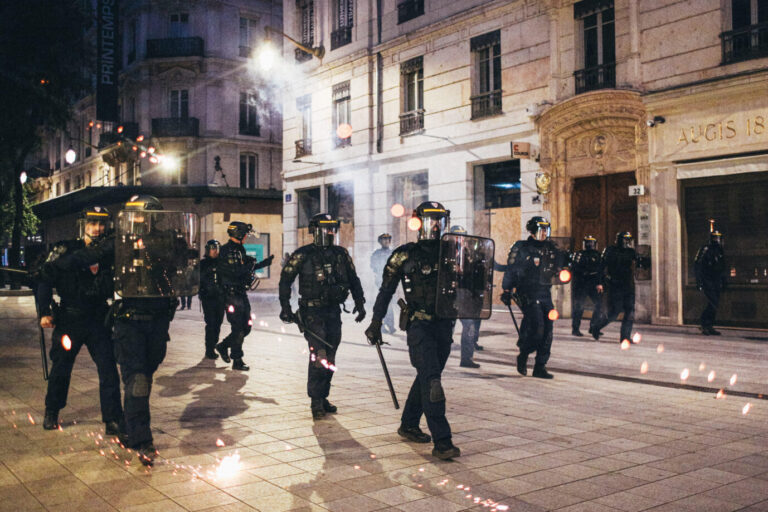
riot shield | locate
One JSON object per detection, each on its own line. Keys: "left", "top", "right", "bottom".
{"left": 114, "top": 210, "right": 200, "bottom": 297}
{"left": 435, "top": 233, "right": 495, "bottom": 319}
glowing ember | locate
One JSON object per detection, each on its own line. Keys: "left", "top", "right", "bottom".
{"left": 730, "top": 374, "right": 737, "bottom": 386}
{"left": 215, "top": 453, "right": 241, "bottom": 479}
{"left": 620, "top": 340, "right": 630, "bottom": 350}
{"left": 640, "top": 361, "right": 648, "bottom": 374}
{"left": 354, "top": 465, "right": 360, "bottom": 469}
{"left": 407, "top": 217, "right": 422, "bottom": 231}
{"left": 370, "top": 454, "right": 376, "bottom": 459}
{"left": 227, "top": 305, "right": 235, "bottom": 313}
{"left": 699, "top": 363, "right": 706, "bottom": 371}
{"left": 680, "top": 368, "right": 690, "bottom": 381}
{"left": 247, "top": 320, "right": 253, "bottom": 326}
{"left": 548, "top": 309, "right": 559, "bottom": 321}
{"left": 336, "top": 123, "right": 353, "bottom": 139}
{"left": 742, "top": 403, "right": 752, "bottom": 415}
{"left": 61, "top": 334, "right": 72, "bottom": 351}
{"left": 27, "top": 413, "right": 35, "bottom": 425}
{"left": 707, "top": 371, "right": 716, "bottom": 382}
{"left": 497, "top": 506, "right": 509, "bottom": 511}
{"left": 558, "top": 269, "right": 571, "bottom": 283}
{"left": 457, "top": 484, "right": 465, "bottom": 489}
{"left": 216, "top": 439, "right": 225, "bottom": 447}
{"left": 632, "top": 332, "right": 642, "bottom": 344}
{"left": 418, "top": 467, "right": 425, "bottom": 472}
{"left": 390, "top": 203, "right": 405, "bottom": 217}
{"left": 657, "top": 344, "right": 664, "bottom": 353}
{"left": 250, "top": 313, "right": 256, "bottom": 320}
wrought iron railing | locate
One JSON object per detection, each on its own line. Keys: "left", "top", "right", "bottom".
{"left": 397, "top": 0, "right": 424, "bottom": 24}
{"left": 399, "top": 110, "right": 424, "bottom": 134}
{"left": 574, "top": 62, "right": 616, "bottom": 94}
{"left": 721, "top": 23, "right": 768, "bottom": 64}
{"left": 98, "top": 122, "right": 139, "bottom": 148}
{"left": 295, "top": 139, "right": 312, "bottom": 158}
{"left": 151, "top": 117, "right": 199, "bottom": 137}
{"left": 331, "top": 26, "right": 352, "bottom": 50}
{"left": 146, "top": 37, "right": 204, "bottom": 59}
{"left": 470, "top": 90, "right": 502, "bottom": 119}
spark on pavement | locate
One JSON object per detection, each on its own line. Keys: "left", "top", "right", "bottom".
{"left": 27, "top": 413, "right": 35, "bottom": 425}
{"left": 680, "top": 368, "right": 690, "bottom": 381}
{"left": 707, "top": 371, "right": 716, "bottom": 382}
{"left": 620, "top": 340, "right": 630, "bottom": 350}
{"left": 699, "top": 362, "right": 706, "bottom": 371}
{"left": 657, "top": 344, "right": 664, "bottom": 353}
{"left": 215, "top": 453, "right": 241, "bottom": 479}
{"left": 632, "top": 332, "right": 642, "bottom": 343}
{"left": 730, "top": 374, "right": 738, "bottom": 386}
{"left": 640, "top": 361, "right": 648, "bottom": 374}
{"left": 716, "top": 389, "right": 725, "bottom": 399}
{"left": 216, "top": 439, "right": 225, "bottom": 447}
{"left": 742, "top": 403, "right": 752, "bottom": 415}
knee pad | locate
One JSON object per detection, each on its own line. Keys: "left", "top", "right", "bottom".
{"left": 128, "top": 373, "right": 151, "bottom": 397}
{"left": 429, "top": 378, "right": 445, "bottom": 403}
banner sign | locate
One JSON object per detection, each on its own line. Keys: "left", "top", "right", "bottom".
{"left": 97, "top": 0, "right": 119, "bottom": 122}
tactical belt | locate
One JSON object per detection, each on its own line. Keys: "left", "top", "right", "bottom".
{"left": 117, "top": 311, "right": 160, "bottom": 322}
{"left": 410, "top": 310, "right": 435, "bottom": 322}
{"left": 299, "top": 298, "right": 331, "bottom": 308}
{"left": 223, "top": 285, "right": 246, "bottom": 295}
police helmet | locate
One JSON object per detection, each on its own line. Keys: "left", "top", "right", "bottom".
{"left": 124, "top": 194, "right": 163, "bottom": 211}
{"left": 526, "top": 216, "right": 551, "bottom": 241}
{"left": 309, "top": 213, "right": 339, "bottom": 247}
{"left": 78, "top": 206, "right": 112, "bottom": 241}
{"left": 583, "top": 235, "right": 597, "bottom": 251}
{"left": 205, "top": 239, "right": 220, "bottom": 256}
{"left": 227, "top": 222, "right": 252, "bottom": 241}
{"left": 413, "top": 201, "right": 450, "bottom": 241}
{"left": 710, "top": 230, "right": 722, "bottom": 245}
{"left": 377, "top": 233, "right": 392, "bottom": 243}
{"left": 616, "top": 231, "right": 634, "bottom": 248}
{"left": 449, "top": 225, "right": 467, "bottom": 234}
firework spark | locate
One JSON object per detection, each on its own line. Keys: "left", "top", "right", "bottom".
{"left": 620, "top": 340, "right": 630, "bottom": 350}
{"left": 707, "top": 371, "right": 716, "bottom": 382}
{"left": 680, "top": 368, "right": 690, "bottom": 381}
{"left": 632, "top": 332, "right": 642, "bottom": 344}
{"left": 640, "top": 361, "right": 648, "bottom": 374}
{"left": 742, "top": 403, "right": 752, "bottom": 415}
{"left": 730, "top": 374, "right": 737, "bottom": 386}
{"left": 716, "top": 389, "right": 725, "bottom": 399}
{"left": 216, "top": 439, "right": 225, "bottom": 447}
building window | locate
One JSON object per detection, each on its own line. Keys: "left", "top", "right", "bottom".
{"left": 55, "top": 182, "right": 60, "bottom": 197}
{"left": 126, "top": 97, "right": 136, "bottom": 122}
{"left": 332, "top": 81, "right": 351, "bottom": 148}
{"left": 75, "top": 174, "right": 83, "bottom": 190}
{"left": 474, "top": 160, "right": 521, "bottom": 210}
{"left": 169, "top": 13, "right": 189, "bottom": 38}
{"left": 239, "top": 92, "right": 260, "bottom": 136}
{"left": 239, "top": 17, "right": 258, "bottom": 57}
{"left": 331, "top": 0, "right": 353, "bottom": 49}
{"left": 390, "top": 172, "right": 428, "bottom": 245}
{"left": 400, "top": 56, "right": 424, "bottom": 135}
{"left": 722, "top": 0, "right": 768, "bottom": 64}
{"left": 127, "top": 19, "right": 137, "bottom": 63}
{"left": 574, "top": 0, "right": 615, "bottom": 94}
{"left": 297, "top": 187, "right": 321, "bottom": 245}
{"left": 86, "top": 171, "right": 92, "bottom": 187}
{"left": 240, "top": 153, "right": 258, "bottom": 189}
{"left": 296, "top": 94, "right": 312, "bottom": 158}
{"left": 296, "top": 0, "right": 315, "bottom": 62}
{"left": 170, "top": 89, "right": 189, "bottom": 118}
{"left": 327, "top": 181, "right": 355, "bottom": 248}
{"left": 170, "top": 160, "right": 188, "bottom": 185}
{"left": 470, "top": 30, "right": 502, "bottom": 119}
{"left": 397, "top": 0, "right": 424, "bottom": 24}
{"left": 64, "top": 179, "right": 71, "bottom": 193}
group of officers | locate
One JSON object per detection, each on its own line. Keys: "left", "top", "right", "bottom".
{"left": 32, "top": 194, "right": 728, "bottom": 465}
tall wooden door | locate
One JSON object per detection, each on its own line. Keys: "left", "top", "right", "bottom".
{"left": 572, "top": 172, "right": 637, "bottom": 251}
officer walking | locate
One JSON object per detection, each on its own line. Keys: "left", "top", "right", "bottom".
{"left": 365, "top": 202, "right": 461, "bottom": 460}
{"left": 36, "top": 206, "right": 123, "bottom": 435}
{"left": 370, "top": 233, "right": 395, "bottom": 334}
{"left": 447, "top": 225, "right": 482, "bottom": 369}
{"left": 571, "top": 235, "right": 604, "bottom": 337}
{"left": 199, "top": 240, "right": 224, "bottom": 359}
{"left": 695, "top": 230, "right": 726, "bottom": 335}
{"left": 280, "top": 213, "right": 366, "bottom": 419}
{"left": 216, "top": 222, "right": 274, "bottom": 371}
{"left": 501, "top": 216, "right": 565, "bottom": 379}
{"left": 590, "top": 232, "right": 649, "bottom": 343}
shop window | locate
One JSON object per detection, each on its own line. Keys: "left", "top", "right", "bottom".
{"left": 470, "top": 30, "right": 502, "bottom": 119}
{"left": 574, "top": 0, "right": 615, "bottom": 94}
{"left": 297, "top": 187, "right": 321, "bottom": 246}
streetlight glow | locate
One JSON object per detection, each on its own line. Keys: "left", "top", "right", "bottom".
{"left": 65, "top": 147, "right": 77, "bottom": 164}
{"left": 257, "top": 42, "right": 278, "bottom": 72}
{"left": 160, "top": 155, "right": 179, "bottom": 172}
{"left": 19, "top": 171, "right": 28, "bottom": 184}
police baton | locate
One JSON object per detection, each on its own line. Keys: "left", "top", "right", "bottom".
{"left": 33, "top": 289, "right": 50, "bottom": 381}
{"left": 373, "top": 341, "right": 399, "bottom": 410}
{"left": 505, "top": 303, "right": 521, "bottom": 338}
{"left": 292, "top": 309, "right": 335, "bottom": 350}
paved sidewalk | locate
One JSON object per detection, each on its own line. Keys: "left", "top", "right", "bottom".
{"left": 1, "top": 294, "right": 766, "bottom": 512}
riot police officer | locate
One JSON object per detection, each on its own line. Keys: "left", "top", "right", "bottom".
{"left": 370, "top": 233, "right": 395, "bottom": 334}
{"left": 36, "top": 206, "right": 123, "bottom": 435}
{"left": 280, "top": 213, "right": 366, "bottom": 420}
{"left": 590, "top": 232, "right": 649, "bottom": 343}
{"left": 365, "top": 202, "right": 461, "bottom": 460}
{"left": 199, "top": 240, "right": 224, "bottom": 359}
{"left": 216, "top": 222, "right": 274, "bottom": 371}
{"left": 501, "top": 216, "right": 565, "bottom": 379}
{"left": 571, "top": 235, "right": 604, "bottom": 337}
{"left": 695, "top": 230, "right": 726, "bottom": 335}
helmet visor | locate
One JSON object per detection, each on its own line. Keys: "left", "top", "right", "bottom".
{"left": 534, "top": 223, "right": 551, "bottom": 241}
{"left": 419, "top": 216, "right": 448, "bottom": 240}
{"left": 620, "top": 236, "right": 634, "bottom": 249}
{"left": 78, "top": 216, "right": 111, "bottom": 241}
{"left": 583, "top": 239, "right": 597, "bottom": 251}
{"left": 314, "top": 224, "right": 339, "bottom": 246}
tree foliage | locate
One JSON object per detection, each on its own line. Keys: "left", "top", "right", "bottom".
{"left": 0, "top": 185, "right": 40, "bottom": 240}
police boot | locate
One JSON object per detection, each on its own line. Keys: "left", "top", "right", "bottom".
{"left": 105, "top": 420, "right": 121, "bottom": 436}
{"left": 398, "top": 425, "right": 431, "bottom": 443}
{"left": 311, "top": 398, "right": 325, "bottom": 420}
{"left": 516, "top": 353, "right": 528, "bottom": 376}
{"left": 232, "top": 359, "right": 249, "bottom": 371}
{"left": 43, "top": 409, "right": 59, "bottom": 430}
{"left": 432, "top": 439, "right": 461, "bottom": 460}
{"left": 322, "top": 399, "right": 337, "bottom": 413}
{"left": 460, "top": 359, "right": 480, "bottom": 368}
{"left": 532, "top": 365, "right": 554, "bottom": 379}
{"left": 137, "top": 442, "right": 157, "bottom": 467}
{"left": 589, "top": 326, "right": 601, "bottom": 340}
{"left": 205, "top": 348, "right": 219, "bottom": 360}
{"left": 707, "top": 327, "right": 721, "bottom": 336}
{"left": 572, "top": 328, "right": 583, "bottom": 337}
{"left": 215, "top": 342, "right": 231, "bottom": 363}
{"left": 474, "top": 343, "right": 484, "bottom": 351}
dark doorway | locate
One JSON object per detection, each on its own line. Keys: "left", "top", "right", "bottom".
{"left": 571, "top": 172, "right": 637, "bottom": 251}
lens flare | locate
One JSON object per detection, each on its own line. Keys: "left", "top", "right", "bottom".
{"left": 632, "top": 332, "right": 642, "bottom": 344}
{"left": 742, "top": 403, "right": 752, "bottom": 415}
{"left": 680, "top": 368, "right": 690, "bottom": 381}
{"left": 407, "top": 217, "right": 422, "bottom": 231}
{"left": 730, "top": 374, "right": 737, "bottom": 386}
{"left": 558, "top": 269, "right": 571, "bottom": 283}
{"left": 62, "top": 334, "right": 72, "bottom": 351}
{"left": 548, "top": 309, "right": 559, "bottom": 321}
{"left": 640, "top": 361, "right": 648, "bottom": 374}
{"left": 707, "top": 371, "right": 716, "bottom": 382}
{"left": 336, "top": 123, "right": 353, "bottom": 139}
{"left": 390, "top": 203, "right": 405, "bottom": 217}
{"left": 620, "top": 340, "right": 630, "bottom": 350}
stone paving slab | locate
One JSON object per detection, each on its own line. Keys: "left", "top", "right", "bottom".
{"left": 0, "top": 294, "right": 766, "bottom": 511}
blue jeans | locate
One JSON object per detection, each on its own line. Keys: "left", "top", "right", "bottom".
{"left": 459, "top": 318, "right": 480, "bottom": 362}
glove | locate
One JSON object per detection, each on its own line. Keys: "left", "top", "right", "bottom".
{"left": 696, "top": 281, "right": 703, "bottom": 291}
{"left": 353, "top": 302, "right": 366, "bottom": 323}
{"left": 500, "top": 290, "right": 512, "bottom": 306}
{"left": 264, "top": 254, "right": 274, "bottom": 266}
{"left": 365, "top": 319, "right": 382, "bottom": 345}
{"left": 279, "top": 308, "right": 295, "bottom": 324}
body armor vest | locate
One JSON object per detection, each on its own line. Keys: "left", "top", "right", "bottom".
{"left": 297, "top": 246, "right": 352, "bottom": 305}
{"left": 572, "top": 249, "right": 601, "bottom": 282}
{"left": 400, "top": 241, "right": 440, "bottom": 313}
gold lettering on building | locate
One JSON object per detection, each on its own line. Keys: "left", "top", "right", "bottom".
{"left": 675, "top": 116, "right": 766, "bottom": 146}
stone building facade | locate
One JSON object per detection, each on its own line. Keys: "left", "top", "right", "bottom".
{"left": 280, "top": 0, "right": 768, "bottom": 326}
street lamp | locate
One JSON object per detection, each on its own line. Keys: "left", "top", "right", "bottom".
{"left": 65, "top": 146, "right": 77, "bottom": 164}
{"left": 263, "top": 26, "right": 325, "bottom": 62}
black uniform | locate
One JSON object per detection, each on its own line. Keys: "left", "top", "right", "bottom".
{"left": 370, "top": 246, "right": 395, "bottom": 332}
{"left": 199, "top": 256, "right": 225, "bottom": 354}
{"left": 502, "top": 237, "right": 562, "bottom": 368}
{"left": 217, "top": 241, "right": 270, "bottom": 361}
{"left": 571, "top": 249, "right": 603, "bottom": 334}
{"left": 695, "top": 241, "right": 726, "bottom": 331}
{"left": 592, "top": 245, "right": 647, "bottom": 342}
{"left": 36, "top": 240, "right": 122, "bottom": 426}
{"left": 372, "top": 240, "right": 453, "bottom": 444}
{"left": 279, "top": 244, "right": 364, "bottom": 401}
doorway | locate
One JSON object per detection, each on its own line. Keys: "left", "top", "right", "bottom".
{"left": 571, "top": 171, "right": 637, "bottom": 251}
